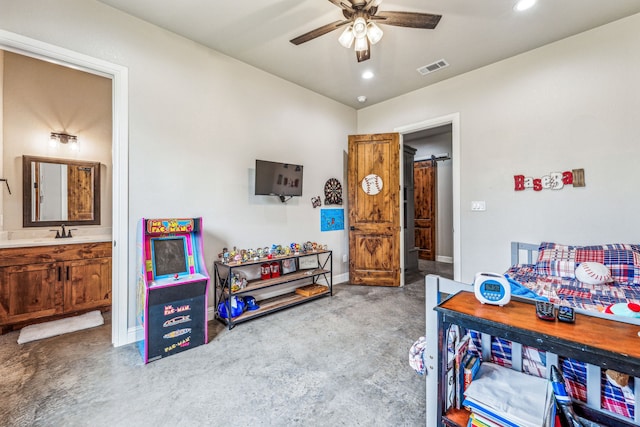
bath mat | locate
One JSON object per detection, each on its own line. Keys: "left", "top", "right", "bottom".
{"left": 17, "top": 310, "right": 104, "bottom": 344}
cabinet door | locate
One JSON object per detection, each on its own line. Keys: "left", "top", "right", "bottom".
{"left": 64, "top": 258, "right": 112, "bottom": 312}
{"left": 0, "top": 263, "right": 63, "bottom": 324}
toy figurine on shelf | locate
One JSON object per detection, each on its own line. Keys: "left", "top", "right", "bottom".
{"left": 230, "top": 272, "right": 248, "bottom": 291}
{"left": 231, "top": 274, "right": 241, "bottom": 292}
{"left": 303, "top": 241, "right": 313, "bottom": 252}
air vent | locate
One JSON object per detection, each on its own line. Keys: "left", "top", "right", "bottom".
{"left": 417, "top": 59, "right": 449, "bottom": 76}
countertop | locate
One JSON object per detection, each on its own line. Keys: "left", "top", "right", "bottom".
{"left": 0, "top": 234, "right": 112, "bottom": 249}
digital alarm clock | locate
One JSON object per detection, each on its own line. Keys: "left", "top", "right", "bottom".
{"left": 473, "top": 272, "right": 511, "bottom": 306}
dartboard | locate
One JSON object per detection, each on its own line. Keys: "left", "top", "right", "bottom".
{"left": 324, "top": 178, "right": 343, "bottom": 205}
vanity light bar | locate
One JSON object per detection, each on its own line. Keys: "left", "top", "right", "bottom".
{"left": 49, "top": 132, "right": 79, "bottom": 151}
{"left": 50, "top": 132, "right": 78, "bottom": 144}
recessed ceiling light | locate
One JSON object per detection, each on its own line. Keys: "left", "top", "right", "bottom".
{"left": 361, "top": 70, "right": 374, "bottom": 79}
{"left": 514, "top": 0, "right": 536, "bottom": 11}
{"left": 357, "top": 96, "right": 367, "bottom": 103}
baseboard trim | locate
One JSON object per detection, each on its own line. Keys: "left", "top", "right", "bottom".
{"left": 334, "top": 272, "right": 349, "bottom": 284}
{"left": 436, "top": 256, "right": 453, "bottom": 264}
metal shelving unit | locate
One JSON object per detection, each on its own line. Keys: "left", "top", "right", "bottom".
{"left": 213, "top": 250, "right": 332, "bottom": 329}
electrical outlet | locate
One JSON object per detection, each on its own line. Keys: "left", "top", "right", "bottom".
{"left": 471, "top": 201, "right": 486, "bottom": 211}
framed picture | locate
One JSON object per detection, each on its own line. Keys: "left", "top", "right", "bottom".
{"left": 298, "top": 256, "right": 319, "bottom": 270}
{"left": 282, "top": 258, "right": 297, "bottom": 274}
{"left": 321, "top": 208, "right": 344, "bottom": 232}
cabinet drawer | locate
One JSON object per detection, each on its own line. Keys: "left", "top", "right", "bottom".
{"left": 0, "top": 242, "right": 112, "bottom": 268}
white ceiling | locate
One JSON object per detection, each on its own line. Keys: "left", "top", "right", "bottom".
{"left": 97, "top": 0, "right": 640, "bottom": 109}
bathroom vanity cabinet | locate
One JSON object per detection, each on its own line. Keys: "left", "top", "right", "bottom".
{"left": 0, "top": 241, "right": 111, "bottom": 333}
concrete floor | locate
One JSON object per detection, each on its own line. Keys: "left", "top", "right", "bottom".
{"left": 0, "top": 271, "right": 433, "bottom": 427}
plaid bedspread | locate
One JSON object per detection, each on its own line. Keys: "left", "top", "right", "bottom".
{"left": 475, "top": 265, "right": 639, "bottom": 419}
{"left": 506, "top": 264, "right": 640, "bottom": 312}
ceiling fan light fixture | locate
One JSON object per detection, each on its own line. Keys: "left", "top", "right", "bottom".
{"left": 354, "top": 36, "right": 368, "bottom": 52}
{"left": 338, "top": 25, "right": 355, "bottom": 48}
{"left": 366, "top": 21, "right": 383, "bottom": 45}
{"left": 352, "top": 17, "right": 368, "bottom": 39}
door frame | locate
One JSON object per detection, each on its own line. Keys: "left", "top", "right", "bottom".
{"left": 395, "top": 113, "right": 461, "bottom": 281}
{"left": 0, "top": 29, "right": 130, "bottom": 346}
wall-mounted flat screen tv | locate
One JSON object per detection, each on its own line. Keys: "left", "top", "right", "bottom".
{"left": 255, "top": 159, "right": 303, "bottom": 200}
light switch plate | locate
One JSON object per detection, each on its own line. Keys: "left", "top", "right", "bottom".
{"left": 471, "top": 201, "right": 486, "bottom": 211}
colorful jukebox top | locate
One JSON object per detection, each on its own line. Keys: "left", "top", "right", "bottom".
{"left": 138, "top": 218, "right": 209, "bottom": 287}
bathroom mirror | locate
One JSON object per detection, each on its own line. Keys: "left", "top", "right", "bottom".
{"left": 22, "top": 155, "right": 101, "bottom": 227}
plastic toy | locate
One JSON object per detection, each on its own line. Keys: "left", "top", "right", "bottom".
{"left": 604, "top": 302, "right": 640, "bottom": 317}
{"left": 217, "top": 296, "right": 245, "bottom": 319}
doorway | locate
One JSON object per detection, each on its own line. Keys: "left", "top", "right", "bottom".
{"left": 395, "top": 114, "right": 460, "bottom": 281}
{"left": 0, "top": 30, "right": 130, "bottom": 346}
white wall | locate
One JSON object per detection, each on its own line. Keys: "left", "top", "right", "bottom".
{"left": 0, "top": 0, "right": 356, "bottom": 327}
{"left": 358, "top": 13, "right": 640, "bottom": 282}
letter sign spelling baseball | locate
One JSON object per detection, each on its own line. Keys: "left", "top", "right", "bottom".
{"left": 361, "top": 174, "right": 383, "bottom": 195}
{"left": 514, "top": 168, "right": 585, "bottom": 191}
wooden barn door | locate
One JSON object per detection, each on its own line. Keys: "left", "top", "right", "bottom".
{"left": 67, "top": 165, "right": 95, "bottom": 221}
{"left": 348, "top": 133, "right": 401, "bottom": 287}
{"left": 414, "top": 159, "right": 436, "bottom": 260}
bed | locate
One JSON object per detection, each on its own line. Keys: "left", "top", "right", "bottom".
{"left": 424, "top": 241, "right": 640, "bottom": 427}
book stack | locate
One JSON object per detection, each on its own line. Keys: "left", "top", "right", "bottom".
{"left": 463, "top": 362, "right": 556, "bottom": 427}
{"left": 446, "top": 329, "right": 482, "bottom": 411}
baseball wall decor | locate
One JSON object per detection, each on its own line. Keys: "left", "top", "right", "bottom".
{"left": 514, "top": 168, "right": 585, "bottom": 191}
{"left": 361, "top": 174, "right": 383, "bottom": 195}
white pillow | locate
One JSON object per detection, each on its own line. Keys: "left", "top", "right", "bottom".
{"left": 575, "top": 262, "right": 613, "bottom": 285}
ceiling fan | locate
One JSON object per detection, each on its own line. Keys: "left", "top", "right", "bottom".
{"left": 290, "top": 0, "right": 442, "bottom": 62}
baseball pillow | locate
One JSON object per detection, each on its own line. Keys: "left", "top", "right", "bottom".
{"left": 575, "top": 262, "right": 613, "bottom": 285}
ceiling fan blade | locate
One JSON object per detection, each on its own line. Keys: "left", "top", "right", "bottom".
{"left": 290, "top": 20, "right": 351, "bottom": 45}
{"left": 327, "top": 0, "right": 355, "bottom": 13}
{"left": 363, "top": 0, "right": 382, "bottom": 12}
{"left": 373, "top": 11, "right": 442, "bottom": 29}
